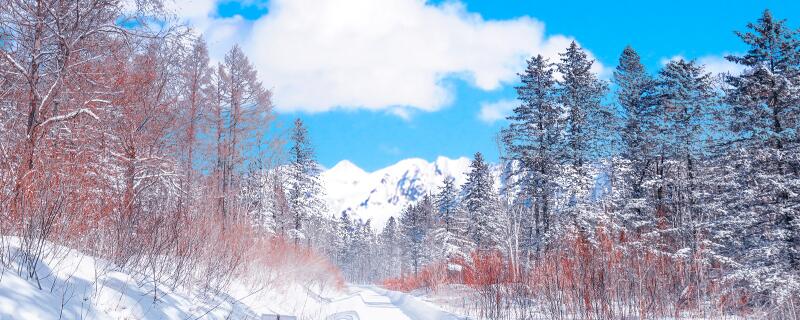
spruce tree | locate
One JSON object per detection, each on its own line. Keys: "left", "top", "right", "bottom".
{"left": 380, "top": 217, "right": 402, "bottom": 278}
{"left": 400, "top": 197, "right": 432, "bottom": 276}
{"left": 503, "top": 55, "right": 561, "bottom": 256}
{"left": 612, "top": 46, "right": 659, "bottom": 229}
{"left": 722, "top": 10, "right": 800, "bottom": 302}
{"left": 557, "top": 41, "right": 608, "bottom": 173}
{"left": 431, "top": 176, "right": 471, "bottom": 261}
{"left": 434, "top": 177, "right": 459, "bottom": 232}
{"left": 462, "top": 152, "right": 503, "bottom": 252}
{"left": 657, "top": 59, "right": 716, "bottom": 234}
{"left": 286, "top": 119, "right": 327, "bottom": 246}
{"left": 556, "top": 42, "right": 609, "bottom": 226}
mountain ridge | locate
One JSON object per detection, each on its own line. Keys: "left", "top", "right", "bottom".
{"left": 321, "top": 156, "right": 473, "bottom": 228}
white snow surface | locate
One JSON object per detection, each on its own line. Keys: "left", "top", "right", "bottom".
{"left": 322, "top": 156, "right": 472, "bottom": 228}
{"left": 0, "top": 238, "right": 463, "bottom": 319}
{"left": 323, "top": 286, "right": 463, "bottom": 320}
{"left": 0, "top": 237, "right": 264, "bottom": 320}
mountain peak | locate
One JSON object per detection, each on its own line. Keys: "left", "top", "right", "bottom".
{"left": 328, "top": 159, "right": 367, "bottom": 176}
{"left": 322, "top": 156, "right": 472, "bottom": 229}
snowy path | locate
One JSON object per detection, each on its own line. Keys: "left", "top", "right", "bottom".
{"left": 321, "top": 285, "right": 464, "bottom": 320}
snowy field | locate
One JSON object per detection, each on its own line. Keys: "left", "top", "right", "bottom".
{"left": 0, "top": 237, "right": 464, "bottom": 320}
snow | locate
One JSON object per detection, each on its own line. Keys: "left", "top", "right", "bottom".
{"left": 323, "top": 286, "right": 463, "bottom": 320}
{"left": 0, "top": 238, "right": 462, "bottom": 320}
{"left": 0, "top": 237, "right": 260, "bottom": 319}
{"left": 322, "top": 156, "right": 471, "bottom": 228}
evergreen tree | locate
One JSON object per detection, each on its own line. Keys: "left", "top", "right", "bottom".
{"left": 722, "top": 10, "right": 800, "bottom": 302}
{"left": 503, "top": 55, "right": 561, "bottom": 257}
{"left": 462, "top": 152, "right": 504, "bottom": 251}
{"left": 434, "top": 177, "right": 459, "bottom": 232}
{"left": 337, "top": 211, "right": 355, "bottom": 272}
{"left": 286, "top": 118, "right": 327, "bottom": 246}
{"left": 556, "top": 42, "right": 610, "bottom": 225}
{"left": 399, "top": 196, "right": 433, "bottom": 276}
{"left": 612, "top": 46, "right": 659, "bottom": 229}
{"left": 430, "top": 176, "right": 471, "bottom": 261}
{"left": 657, "top": 59, "right": 716, "bottom": 236}
{"left": 380, "top": 217, "right": 402, "bottom": 278}
{"left": 557, "top": 41, "right": 609, "bottom": 173}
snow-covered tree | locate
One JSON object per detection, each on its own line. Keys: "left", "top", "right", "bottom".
{"left": 503, "top": 55, "right": 562, "bottom": 257}
{"left": 430, "top": 176, "right": 471, "bottom": 261}
{"left": 611, "top": 46, "right": 659, "bottom": 229}
{"left": 286, "top": 118, "right": 327, "bottom": 246}
{"left": 557, "top": 42, "right": 609, "bottom": 171}
{"left": 177, "top": 37, "right": 212, "bottom": 217}
{"left": 556, "top": 41, "right": 610, "bottom": 227}
{"left": 399, "top": 195, "right": 433, "bottom": 276}
{"left": 380, "top": 217, "right": 402, "bottom": 278}
{"left": 720, "top": 10, "right": 800, "bottom": 303}
{"left": 656, "top": 59, "right": 717, "bottom": 237}
{"left": 462, "top": 152, "right": 504, "bottom": 252}
{"left": 208, "top": 45, "right": 272, "bottom": 226}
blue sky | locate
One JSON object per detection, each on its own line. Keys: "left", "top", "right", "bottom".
{"left": 186, "top": 0, "right": 799, "bottom": 171}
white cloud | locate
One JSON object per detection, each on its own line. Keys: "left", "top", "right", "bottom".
{"left": 170, "top": 0, "right": 605, "bottom": 114}
{"left": 478, "top": 99, "right": 517, "bottom": 124}
{"left": 661, "top": 54, "right": 745, "bottom": 76}
{"left": 165, "top": 0, "right": 251, "bottom": 62}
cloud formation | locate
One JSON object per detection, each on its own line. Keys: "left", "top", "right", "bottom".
{"left": 169, "top": 0, "right": 604, "bottom": 114}
{"left": 478, "top": 99, "right": 517, "bottom": 124}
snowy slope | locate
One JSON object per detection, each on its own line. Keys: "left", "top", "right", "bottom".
{"left": 0, "top": 237, "right": 264, "bottom": 319}
{"left": 322, "top": 156, "right": 472, "bottom": 229}
{"left": 0, "top": 237, "right": 462, "bottom": 320}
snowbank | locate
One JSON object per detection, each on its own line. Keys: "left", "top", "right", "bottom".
{"left": 0, "top": 237, "right": 343, "bottom": 319}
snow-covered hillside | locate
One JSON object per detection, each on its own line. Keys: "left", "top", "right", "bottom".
{"left": 0, "top": 237, "right": 462, "bottom": 320}
{"left": 322, "top": 157, "right": 472, "bottom": 228}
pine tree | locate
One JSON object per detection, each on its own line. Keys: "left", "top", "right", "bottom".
{"left": 503, "top": 55, "right": 561, "bottom": 257}
{"left": 721, "top": 10, "right": 800, "bottom": 302}
{"left": 286, "top": 119, "right": 327, "bottom": 246}
{"left": 556, "top": 42, "right": 610, "bottom": 226}
{"left": 434, "top": 177, "right": 459, "bottom": 232}
{"left": 612, "top": 46, "right": 659, "bottom": 229}
{"left": 557, "top": 41, "right": 609, "bottom": 173}
{"left": 399, "top": 197, "right": 433, "bottom": 276}
{"left": 430, "top": 176, "right": 471, "bottom": 261}
{"left": 462, "top": 152, "right": 504, "bottom": 252}
{"left": 657, "top": 59, "right": 716, "bottom": 237}
{"left": 380, "top": 217, "right": 402, "bottom": 278}
{"left": 337, "top": 211, "right": 355, "bottom": 271}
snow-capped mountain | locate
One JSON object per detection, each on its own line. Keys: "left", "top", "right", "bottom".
{"left": 322, "top": 156, "right": 472, "bottom": 229}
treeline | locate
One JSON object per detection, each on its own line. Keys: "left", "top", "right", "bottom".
{"left": 0, "top": 0, "right": 341, "bottom": 298}
{"left": 364, "top": 10, "right": 799, "bottom": 319}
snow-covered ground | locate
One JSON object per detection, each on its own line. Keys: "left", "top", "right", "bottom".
{"left": 0, "top": 237, "right": 463, "bottom": 319}
{"left": 322, "top": 286, "right": 465, "bottom": 320}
